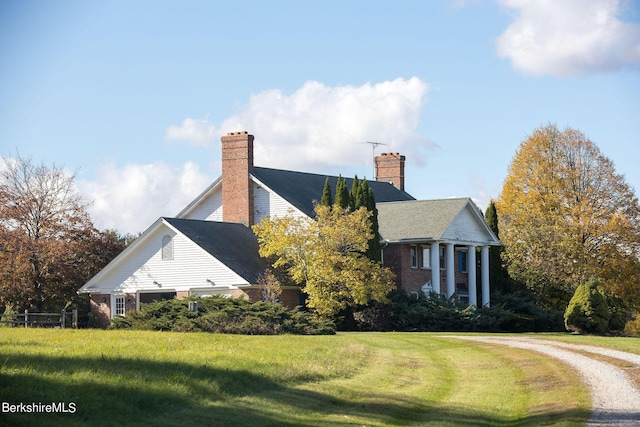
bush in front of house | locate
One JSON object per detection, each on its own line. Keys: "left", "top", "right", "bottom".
{"left": 564, "top": 279, "right": 631, "bottom": 334}
{"left": 564, "top": 279, "right": 607, "bottom": 334}
{"left": 110, "top": 296, "right": 335, "bottom": 335}
{"left": 349, "top": 290, "right": 564, "bottom": 332}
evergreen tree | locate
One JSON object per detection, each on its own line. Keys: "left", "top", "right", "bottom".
{"left": 329, "top": 176, "right": 382, "bottom": 263}
{"left": 349, "top": 176, "right": 360, "bottom": 211}
{"left": 564, "top": 279, "right": 611, "bottom": 334}
{"left": 364, "top": 181, "right": 382, "bottom": 263}
{"left": 351, "top": 176, "right": 368, "bottom": 211}
{"left": 321, "top": 177, "right": 333, "bottom": 206}
{"left": 485, "top": 200, "right": 508, "bottom": 292}
{"left": 334, "top": 175, "right": 350, "bottom": 209}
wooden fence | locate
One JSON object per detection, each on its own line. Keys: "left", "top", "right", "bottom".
{"left": 0, "top": 310, "right": 88, "bottom": 328}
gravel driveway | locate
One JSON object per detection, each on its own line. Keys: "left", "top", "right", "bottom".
{"left": 450, "top": 336, "right": 640, "bottom": 426}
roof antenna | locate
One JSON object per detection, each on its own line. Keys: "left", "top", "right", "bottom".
{"left": 364, "top": 141, "right": 386, "bottom": 179}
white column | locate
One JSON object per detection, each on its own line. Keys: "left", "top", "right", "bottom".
{"left": 430, "top": 242, "right": 440, "bottom": 294}
{"left": 446, "top": 243, "right": 455, "bottom": 297}
{"left": 467, "top": 245, "right": 477, "bottom": 306}
{"left": 481, "top": 245, "right": 490, "bottom": 307}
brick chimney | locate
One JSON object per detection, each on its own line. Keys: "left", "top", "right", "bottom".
{"left": 375, "top": 152, "right": 405, "bottom": 191}
{"left": 221, "top": 131, "right": 254, "bottom": 225}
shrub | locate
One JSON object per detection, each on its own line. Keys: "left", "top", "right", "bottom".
{"left": 623, "top": 315, "right": 640, "bottom": 337}
{"left": 349, "top": 289, "right": 565, "bottom": 332}
{"left": 110, "top": 296, "right": 335, "bottom": 335}
{"left": 564, "top": 279, "right": 611, "bottom": 334}
{"left": 601, "top": 292, "right": 632, "bottom": 332}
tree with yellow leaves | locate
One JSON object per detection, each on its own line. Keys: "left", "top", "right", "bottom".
{"left": 497, "top": 124, "right": 640, "bottom": 309}
{"left": 252, "top": 205, "right": 395, "bottom": 318}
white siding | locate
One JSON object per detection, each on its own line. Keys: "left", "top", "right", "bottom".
{"left": 253, "top": 181, "right": 308, "bottom": 223}
{"left": 253, "top": 183, "right": 271, "bottom": 223}
{"left": 182, "top": 187, "right": 223, "bottom": 221}
{"left": 442, "top": 205, "right": 492, "bottom": 243}
{"left": 88, "top": 222, "right": 247, "bottom": 294}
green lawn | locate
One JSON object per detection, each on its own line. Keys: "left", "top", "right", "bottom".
{"left": 0, "top": 330, "right": 600, "bottom": 426}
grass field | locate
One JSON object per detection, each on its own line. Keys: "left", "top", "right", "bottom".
{"left": 3, "top": 330, "right": 634, "bottom": 426}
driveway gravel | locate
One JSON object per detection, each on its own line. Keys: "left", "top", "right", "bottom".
{"left": 450, "top": 336, "right": 640, "bottom": 426}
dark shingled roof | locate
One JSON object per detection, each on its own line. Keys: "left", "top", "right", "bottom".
{"left": 251, "top": 166, "right": 415, "bottom": 217}
{"left": 163, "top": 217, "right": 268, "bottom": 283}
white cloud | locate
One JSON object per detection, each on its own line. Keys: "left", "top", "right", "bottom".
{"left": 218, "top": 77, "right": 433, "bottom": 173}
{"left": 82, "top": 77, "right": 431, "bottom": 233}
{"left": 165, "top": 117, "right": 216, "bottom": 146}
{"left": 78, "top": 161, "right": 212, "bottom": 234}
{"left": 497, "top": 0, "right": 640, "bottom": 76}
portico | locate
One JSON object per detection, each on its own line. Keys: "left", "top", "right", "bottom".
{"left": 377, "top": 198, "right": 500, "bottom": 307}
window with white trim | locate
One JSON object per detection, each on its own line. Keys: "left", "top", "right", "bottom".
{"left": 410, "top": 245, "right": 417, "bottom": 268}
{"left": 421, "top": 247, "right": 431, "bottom": 269}
{"left": 114, "top": 296, "right": 125, "bottom": 316}
{"left": 162, "top": 235, "right": 173, "bottom": 260}
{"left": 457, "top": 249, "right": 468, "bottom": 273}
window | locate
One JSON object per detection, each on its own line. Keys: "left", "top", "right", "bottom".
{"left": 421, "top": 247, "right": 431, "bottom": 269}
{"left": 457, "top": 250, "right": 468, "bottom": 273}
{"left": 456, "top": 283, "right": 469, "bottom": 306}
{"left": 114, "top": 296, "right": 125, "bottom": 316}
{"left": 439, "top": 246, "right": 446, "bottom": 270}
{"left": 410, "top": 245, "right": 417, "bottom": 268}
{"left": 162, "top": 235, "right": 173, "bottom": 260}
{"left": 139, "top": 292, "right": 176, "bottom": 304}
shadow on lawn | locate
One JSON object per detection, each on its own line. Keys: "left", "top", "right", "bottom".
{"left": 0, "top": 353, "right": 590, "bottom": 427}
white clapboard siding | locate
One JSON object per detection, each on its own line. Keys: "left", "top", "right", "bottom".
{"left": 182, "top": 187, "right": 223, "bottom": 221}
{"left": 253, "top": 181, "right": 308, "bottom": 223}
{"left": 91, "top": 222, "right": 247, "bottom": 293}
{"left": 442, "top": 205, "right": 491, "bottom": 243}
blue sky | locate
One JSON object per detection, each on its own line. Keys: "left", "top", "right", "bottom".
{"left": 1, "top": 0, "right": 639, "bottom": 234}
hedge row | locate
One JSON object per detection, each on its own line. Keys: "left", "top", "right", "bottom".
{"left": 347, "top": 291, "right": 565, "bottom": 332}
{"left": 110, "top": 296, "right": 335, "bottom": 335}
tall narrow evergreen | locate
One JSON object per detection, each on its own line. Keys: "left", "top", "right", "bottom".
{"left": 334, "top": 175, "right": 350, "bottom": 209}
{"left": 485, "top": 200, "right": 507, "bottom": 292}
{"left": 326, "top": 175, "right": 382, "bottom": 263}
{"left": 485, "top": 200, "right": 499, "bottom": 237}
{"left": 364, "top": 181, "right": 381, "bottom": 263}
{"left": 351, "top": 176, "right": 368, "bottom": 211}
{"left": 349, "top": 176, "right": 360, "bottom": 211}
{"left": 321, "top": 177, "right": 333, "bottom": 206}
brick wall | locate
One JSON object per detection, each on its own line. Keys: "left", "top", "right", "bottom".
{"left": 375, "top": 152, "right": 405, "bottom": 190}
{"left": 383, "top": 244, "right": 435, "bottom": 293}
{"left": 89, "top": 293, "right": 111, "bottom": 329}
{"left": 221, "top": 131, "right": 254, "bottom": 225}
{"left": 89, "top": 293, "right": 137, "bottom": 329}
{"left": 279, "top": 288, "right": 302, "bottom": 309}
{"left": 242, "top": 286, "right": 301, "bottom": 310}
{"left": 382, "top": 243, "right": 477, "bottom": 296}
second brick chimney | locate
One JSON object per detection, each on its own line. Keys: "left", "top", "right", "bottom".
{"left": 375, "top": 152, "right": 405, "bottom": 191}
{"left": 221, "top": 131, "right": 254, "bottom": 225}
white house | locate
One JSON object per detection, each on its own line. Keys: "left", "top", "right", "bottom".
{"left": 79, "top": 131, "right": 499, "bottom": 327}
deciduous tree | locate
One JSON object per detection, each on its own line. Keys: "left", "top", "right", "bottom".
{"left": 253, "top": 205, "right": 395, "bottom": 317}
{"left": 497, "top": 124, "right": 640, "bottom": 309}
{"left": 0, "top": 155, "right": 124, "bottom": 311}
